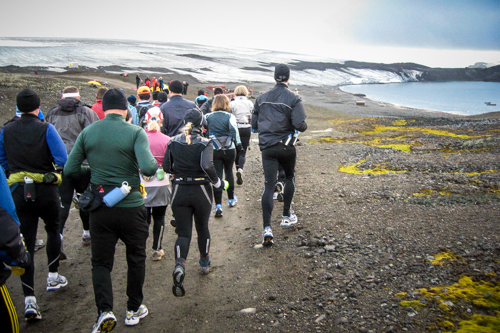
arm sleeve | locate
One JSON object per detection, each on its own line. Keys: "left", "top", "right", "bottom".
{"left": 86, "top": 109, "right": 100, "bottom": 125}
{"left": 63, "top": 132, "right": 86, "bottom": 179}
{"left": 134, "top": 128, "right": 158, "bottom": 177}
{"left": 200, "top": 101, "right": 210, "bottom": 115}
{"left": 251, "top": 100, "right": 259, "bottom": 131}
{"left": 291, "top": 98, "right": 308, "bottom": 132}
{"left": 46, "top": 124, "right": 68, "bottom": 166}
{"left": 162, "top": 142, "right": 173, "bottom": 174}
{"left": 229, "top": 114, "right": 241, "bottom": 145}
{"left": 200, "top": 142, "right": 219, "bottom": 184}
{"left": 0, "top": 128, "right": 7, "bottom": 171}
{"left": 0, "top": 168, "right": 29, "bottom": 268}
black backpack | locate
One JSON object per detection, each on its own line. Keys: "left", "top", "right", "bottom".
{"left": 137, "top": 104, "right": 154, "bottom": 128}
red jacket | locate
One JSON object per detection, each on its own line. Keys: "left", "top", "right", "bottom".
{"left": 91, "top": 100, "right": 105, "bottom": 120}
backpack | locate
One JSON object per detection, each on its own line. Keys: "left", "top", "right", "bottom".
{"left": 137, "top": 104, "right": 154, "bottom": 128}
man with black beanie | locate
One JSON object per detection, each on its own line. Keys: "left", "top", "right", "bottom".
{"left": 252, "top": 64, "right": 308, "bottom": 246}
{"left": 0, "top": 88, "right": 68, "bottom": 321}
{"left": 64, "top": 88, "right": 158, "bottom": 332}
{"left": 160, "top": 80, "right": 198, "bottom": 136}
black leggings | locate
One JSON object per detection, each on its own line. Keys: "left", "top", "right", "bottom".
{"left": 58, "top": 172, "right": 91, "bottom": 234}
{"left": 213, "top": 149, "right": 236, "bottom": 204}
{"left": 236, "top": 127, "right": 251, "bottom": 170}
{"left": 261, "top": 143, "right": 296, "bottom": 228}
{"left": 171, "top": 183, "right": 213, "bottom": 261}
{"left": 146, "top": 206, "right": 167, "bottom": 251}
{"left": 12, "top": 183, "right": 61, "bottom": 297}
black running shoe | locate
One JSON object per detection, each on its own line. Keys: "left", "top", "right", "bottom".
{"left": 172, "top": 264, "right": 186, "bottom": 297}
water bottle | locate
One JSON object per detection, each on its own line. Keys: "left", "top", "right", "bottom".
{"left": 156, "top": 167, "right": 165, "bottom": 180}
{"left": 102, "top": 181, "right": 131, "bottom": 207}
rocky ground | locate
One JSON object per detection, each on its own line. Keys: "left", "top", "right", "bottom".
{"left": 2, "top": 71, "right": 500, "bottom": 333}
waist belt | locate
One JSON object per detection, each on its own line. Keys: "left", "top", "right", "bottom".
{"left": 174, "top": 177, "right": 206, "bottom": 182}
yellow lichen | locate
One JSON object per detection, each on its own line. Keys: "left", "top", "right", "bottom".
{"left": 428, "top": 251, "right": 463, "bottom": 266}
{"left": 338, "top": 160, "right": 407, "bottom": 175}
{"left": 456, "top": 313, "right": 500, "bottom": 333}
{"left": 362, "top": 124, "right": 484, "bottom": 139}
{"left": 394, "top": 292, "right": 407, "bottom": 298}
{"left": 400, "top": 300, "right": 426, "bottom": 308}
{"left": 413, "top": 189, "right": 452, "bottom": 197}
{"left": 439, "top": 320, "right": 455, "bottom": 329}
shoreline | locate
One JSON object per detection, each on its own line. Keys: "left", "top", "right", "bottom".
{"left": 1, "top": 70, "right": 499, "bottom": 124}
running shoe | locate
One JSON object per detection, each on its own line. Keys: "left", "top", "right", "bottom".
{"left": 125, "top": 304, "right": 148, "bottom": 326}
{"left": 275, "top": 182, "right": 284, "bottom": 194}
{"left": 82, "top": 233, "right": 91, "bottom": 246}
{"left": 25, "top": 297, "right": 42, "bottom": 320}
{"left": 92, "top": 311, "right": 116, "bottom": 333}
{"left": 152, "top": 249, "right": 165, "bottom": 261}
{"left": 215, "top": 204, "right": 223, "bottom": 217}
{"left": 236, "top": 168, "right": 243, "bottom": 185}
{"left": 47, "top": 274, "right": 68, "bottom": 291}
{"left": 172, "top": 263, "right": 186, "bottom": 297}
{"left": 228, "top": 195, "right": 237, "bottom": 207}
{"left": 262, "top": 227, "right": 274, "bottom": 246}
{"left": 277, "top": 192, "right": 284, "bottom": 202}
{"left": 281, "top": 211, "right": 298, "bottom": 227}
{"left": 199, "top": 255, "right": 211, "bottom": 274}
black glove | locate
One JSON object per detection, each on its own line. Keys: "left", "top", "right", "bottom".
{"left": 236, "top": 144, "right": 244, "bottom": 153}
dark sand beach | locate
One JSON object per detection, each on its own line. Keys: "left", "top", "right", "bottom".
{"left": 2, "top": 70, "right": 500, "bottom": 332}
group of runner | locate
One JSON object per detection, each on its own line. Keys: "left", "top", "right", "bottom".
{"left": 0, "top": 64, "right": 307, "bottom": 333}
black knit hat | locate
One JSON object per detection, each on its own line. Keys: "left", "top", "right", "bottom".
{"left": 184, "top": 108, "right": 203, "bottom": 127}
{"left": 214, "top": 87, "right": 224, "bottom": 95}
{"left": 16, "top": 88, "right": 41, "bottom": 112}
{"left": 169, "top": 80, "right": 184, "bottom": 94}
{"left": 158, "top": 91, "right": 168, "bottom": 103}
{"left": 274, "top": 64, "right": 290, "bottom": 82}
{"left": 102, "top": 88, "right": 128, "bottom": 111}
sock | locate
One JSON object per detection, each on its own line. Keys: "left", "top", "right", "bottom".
{"left": 83, "top": 230, "right": 90, "bottom": 237}
{"left": 48, "top": 272, "right": 59, "bottom": 279}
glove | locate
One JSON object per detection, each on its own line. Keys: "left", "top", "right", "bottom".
{"left": 223, "top": 180, "right": 229, "bottom": 191}
{"left": 236, "top": 144, "right": 244, "bottom": 153}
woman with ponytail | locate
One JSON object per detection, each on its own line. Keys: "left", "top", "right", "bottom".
{"left": 163, "top": 108, "right": 225, "bottom": 297}
{"left": 140, "top": 107, "right": 170, "bottom": 261}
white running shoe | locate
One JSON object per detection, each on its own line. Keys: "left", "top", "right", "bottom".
{"left": 47, "top": 274, "right": 68, "bottom": 291}
{"left": 281, "top": 211, "right": 298, "bottom": 227}
{"left": 125, "top": 304, "right": 148, "bottom": 326}
{"left": 25, "top": 297, "right": 42, "bottom": 321}
{"left": 92, "top": 311, "right": 116, "bottom": 332}
{"left": 262, "top": 227, "right": 274, "bottom": 246}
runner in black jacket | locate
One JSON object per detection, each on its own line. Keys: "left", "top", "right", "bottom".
{"left": 252, "top": 64, "right": 307, "bottom": 246}
{"left": 163, "top": 108, "right": 225, "bottom": 297}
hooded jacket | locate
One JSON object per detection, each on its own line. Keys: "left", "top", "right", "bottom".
{"left": 252, "top": 83, "right": 307, "bottom": 150}
{"left": 46, "top": 98, "right": 100, "bottom": 155}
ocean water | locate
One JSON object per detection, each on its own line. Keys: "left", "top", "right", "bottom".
{"left": 340, "top": 81, "right": 500, "bottom": 116}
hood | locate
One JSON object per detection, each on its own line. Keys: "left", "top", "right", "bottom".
{"left": 57, "top": 98, "right": 83, "bottom": 112}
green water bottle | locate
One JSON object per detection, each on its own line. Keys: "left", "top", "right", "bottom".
{"left": 156, "top": 167, "right": 165, "bottom": 180}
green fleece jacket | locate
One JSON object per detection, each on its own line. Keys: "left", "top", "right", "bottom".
{"left": 64, "top": 113, "right": 158, "bottom": 207}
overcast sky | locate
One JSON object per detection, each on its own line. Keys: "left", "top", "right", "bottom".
{"left": 1, "top": 0, "right": 499, "bottom": 67}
